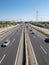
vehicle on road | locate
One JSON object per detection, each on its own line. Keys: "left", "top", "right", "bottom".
{"left": 17, "top": 29, "right": 18, "bottom": 32}
{"left": 31, "top": 32, "right": 34, "bottom": 34}
{"left": 30, "top": 29, "right": 32, "bottom": 31}
{"left": 45, "top": 38, "right": 49, "bottom": 43}
{"left": 1, "top": 40, "right": 10, "bottom": 47}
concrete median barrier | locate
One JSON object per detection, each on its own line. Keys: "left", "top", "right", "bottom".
{"left": 25, "top": 28, "right": 38, "bottom": 65}
{"left": 16, "top": 27, "right": 38, "bottom": 65}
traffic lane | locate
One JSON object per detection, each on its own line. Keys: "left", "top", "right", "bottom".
{"left": 0, "top": 29, "right": 17, "bottom": 61}
{"left": 0, "top": 27, "right": 22, "bottom": 62}
{"left": 0, "top": 25, "right": 22, "bottom": 46}
{"left": 27, "top": 29, "right": 49, "bottom": 65}
{"left": 27, "top": 26, "right": 49, "bottom": 54}
{"left": 0, "top": 24, "right": 21, "bottom": 41}
{"left": 28, "top": 24, "right": 47, "bottom": 40}
{"left": 0, "top": 25, "right": 21, "bottom": 42}
{"left": 0, "top": 27, "right": 20, "bottom": 50}
{"left": 32, "top": 33, "right": 49, "bottom": 54}
{"left": 0, "top": 27, "right": 22, "bottom": 65}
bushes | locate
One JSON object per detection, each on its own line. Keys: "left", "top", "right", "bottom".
{"left": 0, "top": 21, "right": 17, "bottom": 28}
{"left": 30, "top": 22, "right": 49, "bottom": 28}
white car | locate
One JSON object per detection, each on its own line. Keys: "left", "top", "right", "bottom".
{"left": 1, "top": 40, "right": 10, "bottom": 47}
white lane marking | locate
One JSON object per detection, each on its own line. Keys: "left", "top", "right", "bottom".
{"left": 12, "top": 39, "right": 15, "bottom": 43}
{"left": 40, "top": 45, "right": 47, "bottom": 54}
{"left": 30, "top": 41, "right": 38, "bottom": 65}
{"left": 0, "top": 54, "right": 6, "bottom": 64}
{"left": 26, "top": 29, "right": 38, "bottom": 65}
{"left": 14, "top": 39, "right": 21, "bottom": 65}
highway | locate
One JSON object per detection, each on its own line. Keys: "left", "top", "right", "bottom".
{"left": 0, "top": 23, "right": 49, "bottom": 65}
{"left": 0, "top": 24, "right": 22, "bottom": 65}
{"left": 26, "top": 24, "right": 49, "bottom": 65}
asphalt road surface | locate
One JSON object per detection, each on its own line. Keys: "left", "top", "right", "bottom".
{"left": 0, "top": 25, "right": 22, "bottom": 65}
{"left": 0, "top": 23, "right": 49, "bottom": 65}
{"left": 26, "top": 24, "right": 49, "bottom": 65}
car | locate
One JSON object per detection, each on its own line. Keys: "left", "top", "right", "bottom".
{"left": 17, "top": 30, "right": 18, "bottom": 32}
{"left": 30, "top": 29, "right": 32, "bottom": 31}
{"left": 1, "top": 40, "right": 10, "bottom": 47}
{"left": 45, "top": 38, "right": 49, "bottom": 43}
{"left": 31, "top": 32, "right": 34, "bottom": 34}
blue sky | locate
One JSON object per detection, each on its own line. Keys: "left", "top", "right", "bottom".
{"left": 0, "top": 0, "right": 49, "bottom": 21}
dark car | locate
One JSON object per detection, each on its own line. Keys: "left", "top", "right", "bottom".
{"left": 30, "top": 29, "right": 32, "bottom": 31}
{"left": 45, "top": 38, "right": 49, "bottom": 43}
{"left": 31, "top": 32, "right": 34, "bottom": 34}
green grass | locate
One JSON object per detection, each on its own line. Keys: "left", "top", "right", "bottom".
{"left": 31, "top": 26, "right": 49, "bottom": 37}
{"left": 30, "top": 22, "right": 49, "bottom": 29}
{"left": 0, "top": 21, "right": 17, "bottom": 28}
{"left": 29, "top": 22, "right": 49, "bottom": 37}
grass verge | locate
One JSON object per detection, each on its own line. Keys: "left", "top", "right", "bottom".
{"left": 31, "top": 26, "right": 49, "bottom": 37}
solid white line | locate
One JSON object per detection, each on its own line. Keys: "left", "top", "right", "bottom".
{"left": 0, "top": 54, "right": 6, "bottom": 64}
{"left": 14, "top": 29, "right": 23, "bottom": 65}
{"left": 30, "top": 41, "right": 38, "bottom": 65}
{"left": 40, "top": 45, "right": 47, "bottom": 54}
{"left": 14, "top": 38, "right": 21, "bottom": 65}
{"left": 26, "top": 29, "right": 38, "bottom": 65}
